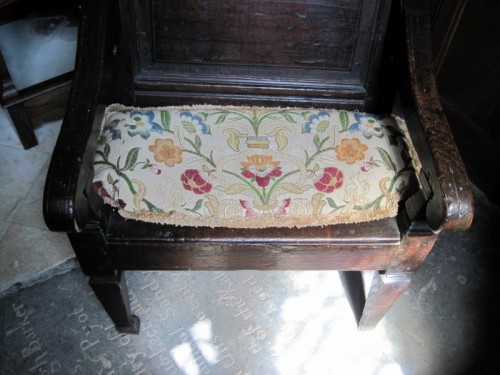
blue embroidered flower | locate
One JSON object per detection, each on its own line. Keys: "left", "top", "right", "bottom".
{"left": 349, "top": 113, "right": 383, "bottom": 139}
{"left": 303, "top": 112, "right": 330, "bottom": 133}
{"left": 126, "top": 111, "right": 163, "bottom": 139}
{"left": 102, "top": 123, "right": 121, "bottom": 141}
{"left": 180, "top": 112, "right": 210, "bottom": 135}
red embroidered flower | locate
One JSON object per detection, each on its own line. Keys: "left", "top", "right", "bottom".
{"left": 314, "top": 167, "right": 344, "bottom": 193}
{"left": 92, "top": 181, "right": 126, "bottom": 208}
{"left": 361, "top": 161, "right": 374, "bottom": 172}
{"left": 239, "top": 198, "right": 291, "bottom": 217}
{"left": 181, "top": 169, "right": 212, "bottom": 194}
{"left": 241, "top": 154, "right": 282, "bottom": 188}
{"left": 93, "top": 180, "right": 111, "bottom": 199}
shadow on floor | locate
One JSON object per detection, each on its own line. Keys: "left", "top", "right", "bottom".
{"left": 0, "top": 186, "right": 498, "bottom": 375}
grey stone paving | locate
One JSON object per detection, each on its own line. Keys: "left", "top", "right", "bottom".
{"left": 1, "top": 187, "right": 499, "bottom": 375}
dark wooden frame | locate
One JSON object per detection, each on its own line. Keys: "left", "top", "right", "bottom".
{"left": 0, "top": 0, "right": 76, "bottom": 149}
{"left": 44, "top": 0, "right": 473, "bottom": 334}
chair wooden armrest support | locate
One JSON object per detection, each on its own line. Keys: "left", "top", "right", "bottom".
{"left": 44, "top": 0, "right": 473, "bottom": 333}
{"left": 398, "top": 0, "right": 473, "bottom": 232}
{"left": 44, "top": 0, "right": 115, "bottom": 232}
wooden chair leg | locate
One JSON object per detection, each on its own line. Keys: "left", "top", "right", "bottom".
{"left": 358, "top": 271, "right": 411, "bottom": 331}
{"left": 339, "top": 271, "right": 366, "bottom": 324}
{"left": 89, "top": 271, "right": 140, "bottom": 334}
{"left": 6, "top": 104, "right": 38, "bottom": 149}
{"left": 68, "top": 230, "right": 139, "bottom": 334}
{"left": 1, "top": 49, "right": 38, "bottom": 149}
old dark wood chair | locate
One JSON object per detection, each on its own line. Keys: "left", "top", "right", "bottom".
{"left": 44, "top": 0, "right": 473, "bottom": 334}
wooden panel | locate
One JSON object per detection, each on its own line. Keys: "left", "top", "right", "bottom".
{"left": 109, "top": 242, "right": 398, "bottom": 271}
{"left": 105, "top": 208, "right": 400, "bottom": 271}
{"left": 127, "top": 0, "right": 393, "bottom": 109}
{"left": 152, "top": 0, "right": 360, "bottom": 69}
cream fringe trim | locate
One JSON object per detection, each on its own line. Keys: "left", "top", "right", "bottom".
{"left": 103, "top": 196, "right": 400, "bottom": 228}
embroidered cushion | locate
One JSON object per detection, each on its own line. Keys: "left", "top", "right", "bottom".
{"left": 92, "top": 104, "right": 420, "bottom": 228}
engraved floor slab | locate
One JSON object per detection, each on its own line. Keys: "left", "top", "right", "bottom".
{"left": 1, "top": 187, "right": 499, "bottom": 375}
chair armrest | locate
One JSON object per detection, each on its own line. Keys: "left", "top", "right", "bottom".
{"left": 398, "top": 0, "right": 473, "bottom": 231}
{"left": 43, "top": 0, "right": 114, "bottom": 232}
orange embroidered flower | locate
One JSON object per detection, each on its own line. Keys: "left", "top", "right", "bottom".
{"left": 334, "top": 138, "right": 368, "bottom": 164}
{"left": 148, "top": 138, "right": 183, "bottom": 167}
{"left": 241, "top": 154, "right": 282, "bottom": 187}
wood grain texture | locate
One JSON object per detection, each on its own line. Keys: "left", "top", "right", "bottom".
{"left": 358, "top": 271, "right": 411, "bottom": 330}
{"left": 128, "top": 0, "right": 392, "bottom": 110}
{"left": 398, "top": 0, "right": 473, "bottom": 231}
{"left": 43, "top": 0, "right": 116, "bottom": 232}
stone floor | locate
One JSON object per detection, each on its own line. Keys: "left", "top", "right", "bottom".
{"left": 2, "top": 9, "right": 500, "bottom": 375}
{"left": 0, "top": 184, "right": 499, "bottom": 375}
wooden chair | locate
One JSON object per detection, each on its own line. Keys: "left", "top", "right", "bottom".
{"left": 43, "top": 0, "right": 473, "bottom": 334}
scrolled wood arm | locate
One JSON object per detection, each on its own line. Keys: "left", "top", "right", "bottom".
{"left": 399, "top": 0, "right": 473, "bottom": 231}
{"left": 43, "top": 0, "right": 114, "bottom": 232}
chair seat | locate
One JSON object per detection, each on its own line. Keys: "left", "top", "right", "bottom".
{"left": 92, "top": 104, "right": 420, "bottom": 228}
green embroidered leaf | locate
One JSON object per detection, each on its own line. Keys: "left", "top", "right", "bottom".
{"left": 199, "top": 112, "right": 209, "bottom": 121}
{"left": 281, "top": 112, "right": 297, "bottom": 123}
{"left": 193, "top": 199, "right": 204, "bottom": 212}
{"left": 182, "top": 121, "right": 196, "bottom": 134}
{"left": 301, "top": 111, "right": 311, "bottom": 119}
{"left": 160, "top": 112, "right": 174, "bottom": 134}
{"left": 103, "top": 143, "right": 110, "bottom": 159}
{"left": 195, "top": 135, "right": 202, "bottom": 151}
{"left": 123, "top": 147, "right": 140, "bottom": 171}
{"left": 377, "top": 147, "right": 396, "bottom": 172}
{"left": 339, "top": 111, "right": 349, "bottom": 131}
{"left": 107, "top": 174, "right": 114, "bottom": 185}
{"left": 279, "top": 182, "right": 303, "bottom": 194}
{"left": 215, "top": 113, "right": 230, "bottom": 125}
{"left": 225, "top": 184, "right": 250, "bottom": 195}
{"left": 326, "top": 197, "right": 344, "bottom": 210}
{"left": 317, "top": 120, "right": 329, "bottom": 133}
{"left": 313, "top": 134, "right": 321, "bottom": 148}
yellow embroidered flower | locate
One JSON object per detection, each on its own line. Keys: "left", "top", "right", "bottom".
{"left": 148, "top": 138, "right": 183, "bottom": 167}
{"left": 240, "top": 154, "right": 282, "bottom": 187}
{"left": 334, "top": 138, "right": 368, "bottom": 164}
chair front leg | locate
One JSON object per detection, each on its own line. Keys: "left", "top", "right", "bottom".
{"left": 68, "top": 230, "right": 139, "bottom": 334}
{"left": 90, "top": 271, "right": 140, "bottom": 334}
{"left": 358, "top": 271, "right": 411, "bottom": 331}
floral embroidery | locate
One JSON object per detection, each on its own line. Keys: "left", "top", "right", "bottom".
{"left": 145, "top": 163, "right": 161, "bottom": 175}
{"left": 92, "top": 105, "right": 417, "bottom": 227}
{"left": 92, "top": 180, "right": 126, "bottom": 208}
{"left": 102, "top": 123, "right": 122, "bottom": 141}
{"left": 148, "top": 138, "right": 183, "bottom": 167}
{"left": 181, "top": 169, "right": 213, "bottom": 194}
{"left": 349, "top": 113, "right": 384, "bottom": 139}
{"left": 126, "top": 111, "right": 163, "bottom": 139}
{"left": 240, "top": 154, "right": 282, "bottom": 188}
{"left": 303, "top": 112, "right": 330, "bottom": 133}
{"left": 240, "top": 198, "right": 291, "bottom": 217}
{"left": 335, "top": 138, "right": 369, "bottom": 164}
{"left": 180, "top": 111, "right": 210, "bottom": 135}
{"left": 361, "top": 161, "right": 374, "bottom": 172}
{"left": 314, "top": 167, "right": 344, "bottom": 193}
